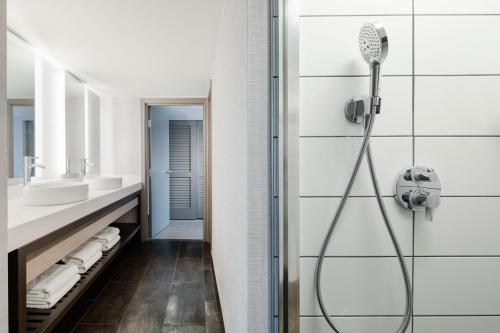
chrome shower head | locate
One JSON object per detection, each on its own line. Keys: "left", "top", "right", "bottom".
{"left": 359, "top": 22, "right": 388, "bottom": 65}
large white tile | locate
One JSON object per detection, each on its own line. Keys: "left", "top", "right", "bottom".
{"left": 415, "top": 16, "right": 500, "bottom": 74}
{"left": 301, "top": 257, "right": 412, "bottom": 315}
{"left": 300, "top": 0, "right": 412, "bottom": 16}
{"left": 301, "top": 316, "right": 410, "bottom": 333}
{"left": 415, "top": 197, "right": 500, "bottom": 256}
{"left": 414, "top": 257, "right": 500, "bottom": 315}
{"left": 415, "top": 137, "right": 500, "bottom": 196}
{"left": 300, "top": 16, "right": 412, "bottom": 76}
{"left": 300, "top": 197, "right": 412, "bottom": 256}
{"left": 300, "top": 137, "right": 412, "bottom": 196}
{"left": 414, "top": 316, "right": 500, "bottom": 333}
{"left": 300, "top": 77, "right": 412, "bottom": 136}
{"left": 415, "top": 76, "right": 500, "bottom": 135}
{"left": 415, "top": 0, "right": 500, "bottom": 14}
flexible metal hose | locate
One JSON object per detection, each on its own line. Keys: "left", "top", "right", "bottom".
{"left": 314, "top": 109, "right": 412, "bottom": 333}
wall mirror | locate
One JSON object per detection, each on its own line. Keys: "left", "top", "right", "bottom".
{"left": 65, "top": 72, "right": 85, "bottom": 176}
{"left": 7, "top": 31, "right": 35, "bottom": 180}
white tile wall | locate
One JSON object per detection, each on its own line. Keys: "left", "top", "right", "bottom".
{"left": 300, "top": 76, "right": 412, "bottom": 136}
{"left": 299, "top": 0, "right": 412, "bottom": 16}
{"left": 300, "top": 16, "right": 412, "bottom": 76}
{"left": 300, "top": 137, "right": 412, "bottom": 196}
{"left": 415, "top": 0, "right": 500, "bottom": 14}
{"left": 415, "top": 16, "right": 500, "bottom": 75}
{"left": 414, "top": 258, "right": 500, "bottom": 315}
{"left": 301, "top": 258, "right": 412, "bottom": 316}
{"left": 415, "top": 137, "right": 500, "bottom": 196}
{"left": 415, "top": 76, "right": 500, "bottom": 135}
{"left": 300, "top": 197, "right": 412, "bottom": 256}
{"left": 301, "top": 317, "right": 410, "bottom": 333}
{"left": 297, "top": 0, "right": 500, "bottom": 330}
{"left": 413, "top": 317, "right": 500, "bottom": 333}
{"left": 415, "top": 198, "right": 500, "bottom": 256}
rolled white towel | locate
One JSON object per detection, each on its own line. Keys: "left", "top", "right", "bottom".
{"left": 27, "top": 274, "right": 80, "bottom": 309}
{"left": 92, "top": 226, "right": 120, "bottom": 244}
{"left": 27, "top": 264, "right": 79, "bottom": 299}
{"left": 65, "top": 250, "right": 102, "bottom": 273}
{"left": 95, "top": 234, "right": 120, "bottom": 251}
{"left": 62, "top": 241, "right": 102, "bottom": 267}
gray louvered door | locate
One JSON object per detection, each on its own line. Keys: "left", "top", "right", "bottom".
{"left": 197, "top": 121, "right": 204, "bottom": 219}
{"left": 169, "top": 120, "right": 200, "bottom": 220}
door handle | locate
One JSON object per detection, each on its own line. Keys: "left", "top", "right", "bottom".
{"left": 165, "top": 170, "right": 173, "bottom": 174}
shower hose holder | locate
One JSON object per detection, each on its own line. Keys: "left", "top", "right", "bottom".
{"left": 394, "top": 166, "right": 442, "bottom": 221}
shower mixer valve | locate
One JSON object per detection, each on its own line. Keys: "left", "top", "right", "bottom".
{"left": 394, "top": 166, "right": 442, "bottom": 221}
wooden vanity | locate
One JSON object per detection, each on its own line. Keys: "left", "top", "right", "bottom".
{"left": 8, "top": 186, "right": 143, "bottom": 333}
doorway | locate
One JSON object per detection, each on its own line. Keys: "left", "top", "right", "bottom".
{"left": 142, "top": 98, "right": 211, "bottom": 242}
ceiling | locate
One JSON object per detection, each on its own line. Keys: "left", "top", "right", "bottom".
{"left": 7, "top": 0, "right": 225, "bottom": 98}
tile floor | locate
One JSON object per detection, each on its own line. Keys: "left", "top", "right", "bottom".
{"left": 54, "top": 240, "right": 224, "bottom": 333}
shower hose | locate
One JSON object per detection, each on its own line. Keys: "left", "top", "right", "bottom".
{"left": 314, "top": 107, "right": 412, "bottom": 333}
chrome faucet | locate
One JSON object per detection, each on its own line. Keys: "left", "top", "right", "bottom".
{"left": 80, "top": 158, "right": 95, "bottom": 180}
{"left": 24, "top": 156, "right": 45, "bottom": 186}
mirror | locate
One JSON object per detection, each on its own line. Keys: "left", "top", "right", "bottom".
{"left": 65, "top": 72, "right": 85, "bottom": 176}
{"left": 7, "top": 32, "right": 35, "bottom": 179}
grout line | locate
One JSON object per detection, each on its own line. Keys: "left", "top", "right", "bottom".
{"left": 299, "top": 13, "right": 500, "bottom": 18}
{"left": 300, "top": 314, "right": 500, "bottom": 318}
{"left": 411, "top": 1, "right": 416, "bottom": 329}
{"left": 300, "top": 255, "right": 500, "bottom": 258}
{"left": 300, "top": 135, "right": 500, "bottom": 138}
{"left": 300, "top": 195, "right": 500, "bottom": 198}
{"left": 300, "top": 74, "right": 500, "bottom": 78}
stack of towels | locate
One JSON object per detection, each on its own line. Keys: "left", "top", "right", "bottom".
{"left": 63, "top": 241, "right": 103, "bottom": 273}
{"left": 27, "top": 264, "right": 80, "bottom": 309}
{"left": 92, "top": 226, "right": 121, "bottom": 251}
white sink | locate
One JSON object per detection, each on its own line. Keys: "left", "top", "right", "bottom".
{"left": 84, "top": 176, "right": 123, "bottom": 190}
{"left": 23, "top": 181, "right": 89, "bottom": 206}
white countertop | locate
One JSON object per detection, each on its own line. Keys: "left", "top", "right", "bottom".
{"left": 8, "top": 175, "right": 142, "bottom": 252}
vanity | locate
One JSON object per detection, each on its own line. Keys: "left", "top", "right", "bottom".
{"left": 6, "top": 30, "right": 145, "bottom": 333}
{"left": 8, "top": 176, "right": 143, "bottom": 333}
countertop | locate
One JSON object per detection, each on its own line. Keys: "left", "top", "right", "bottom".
{"left": 8, "top": 175, "right": 142, "bottom": 252}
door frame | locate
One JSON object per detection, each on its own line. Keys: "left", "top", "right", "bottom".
{"left": 140, "top": 97, "right": 212, "bottom": 243}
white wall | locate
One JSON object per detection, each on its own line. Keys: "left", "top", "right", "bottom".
{"left": 0, "top": 0, "right": 9, "bottom": 330}
{"left": 34, "top": 55, "right": 65, "bottom": 178}
{"left": 99, "top": 97, "right": 141, "bottom": 175}
{"left": 211, "top": 0, "right": 270, "bottom": 331}
{"left": 211, "top": 1, "right": 249, "bottom": 331}
{"left": 297, "top": 1, "right": 500, "bottom": 332}
{"left": 85, "top": 88, "right": 101, "bottom": 175}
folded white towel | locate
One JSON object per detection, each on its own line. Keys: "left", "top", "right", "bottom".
{"left": 65, "top": 250, "right": 102, "bottom": 273}
{"left": 27, "top": 264, "right": 79, "bottom": 299}
{"left": 27, "top": 274, "right": 80, "bottom": 309}
{"left": 95, "top": 234, "right": 120, "bottom": 251}
{"left": 62, "top": 241, "right": 102, "bottom": 266}
{"left": 92, "top": 226, "right": 120, "bottom": 244}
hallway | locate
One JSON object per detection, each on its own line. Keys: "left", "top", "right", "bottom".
{"left": 54, "top": 240, "right": 224, "bottom": 333}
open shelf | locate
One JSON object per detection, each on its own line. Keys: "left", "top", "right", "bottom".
{"left": 25, "top": 223, "right": 140, "bottom": 333}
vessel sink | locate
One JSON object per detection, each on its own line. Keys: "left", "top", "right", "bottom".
{"left": 23, "top": 181, "right": 89, "bottom": 206}
{"left": 84, "top": 175, "right": 123, "bottom": 190}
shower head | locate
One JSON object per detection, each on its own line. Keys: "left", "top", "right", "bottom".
{"left": 359, "top": 22, "right": 388, "bottom": 66}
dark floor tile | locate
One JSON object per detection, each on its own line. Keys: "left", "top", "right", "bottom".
{"left": 118, "top": 298, "right": 168, "bottom": 333}
{"left": 81, "top": 282, "right": 137, "bottom": 325}
{"left": 134, "top": 266, "right": 174, "bottom": 300}
{"left": 150, "top": 252, "right": 179, "bottom": 270}
{"left": 205, "top": 301, "right": 222, "bottom": 333}
{"left": 52, "top": 299, "right": 93, "bottom": 333}
{"left": 172, "top": 260, "right": 204, "bottom": 288}
{"left": 112, "top": 257, "right": 150, "bottom": 283}
{"left": 72, "top": 324, "right": 118, "bottom": 333}
{"left": 179, "top": 241, "right": 203, "bottom": 260}
{"left": 203, "top": 269, "right": 216, "bottom": 301}
{"left": 162, "top": 326, "right": 205, "bottom": 333}
{"left": 164, "top": 286, "right": 205, "bottom": 326}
